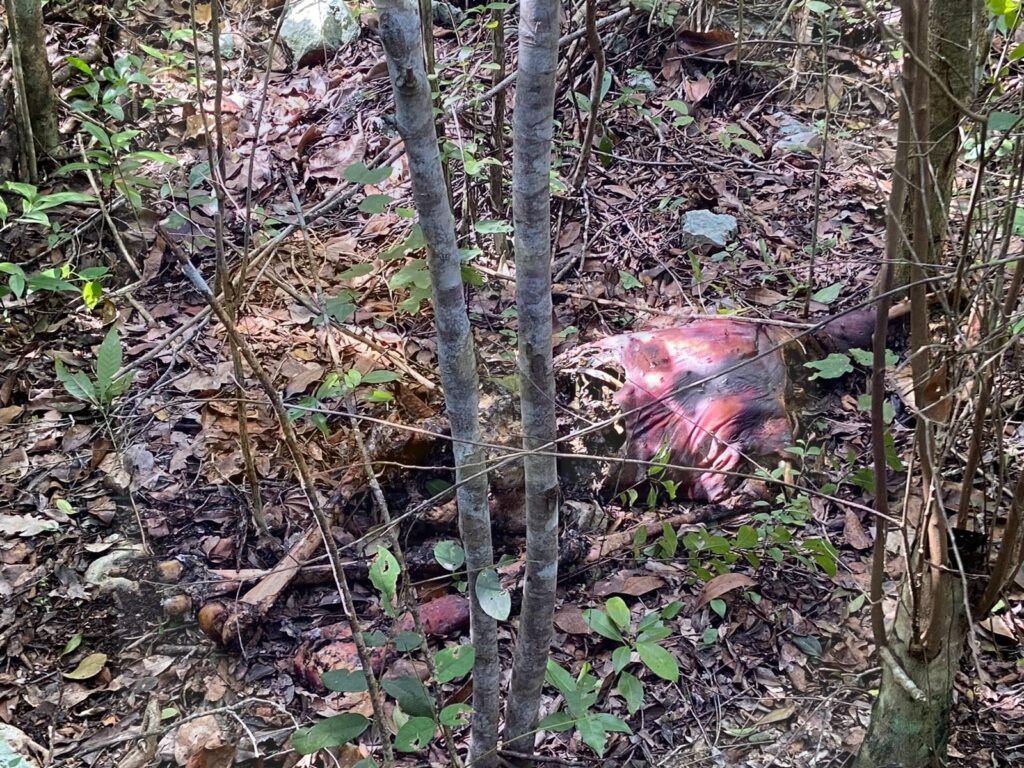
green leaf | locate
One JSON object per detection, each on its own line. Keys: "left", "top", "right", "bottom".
{"left": 474, "top": 219, "right": 513, "bottom": 234}
{"left": 616, "top": 670, "right": 644, "bottom": 714}
{"left": 792, "top": 634, "right": 823, "bottom": 657}
{"left": 32, "top": 191, "right": 97, "bottom": 210}
{"left": 636, "top": 625, "right": 672, "bottom": 644}
{"left": 55, "top": 360, "right": 97, "bottom": 403}
{"left": 537, "top": 711, "right": 575, "bottom": 732}
{"left": 102, "top": 102, "right": 125, "bottom": 120}
{"left": 804, "top": 352, "right": 853, "bottom": 380}
{"left": 475, "top": 568, "right": 510, "bottom": 620}
{"left": 323, "top": 295, "right": 356, "bottom": 323}
{"left": 394, "top": 631, "right": 423, "bottom": 652}
{"left": 337, "top": 263, "right": 374, "bottom": 280}
{"left": 618, "top": 270, "right": 642, "bottom": 290}
{"left": 439, "top": 703, "right": 472, "bottom": 727}
{"left": 582, "top": 609, "right": 624, "bottom": 643}
{"left": 544, "top": 659, "right": 577, "bottom": 697}
{"left": 605, "top": 597, "right": 631, "bottom": 630}
{"left": 361, "top": 630, "right": 387, "bottom": 647}
{"left": 96, "top": 326, "right": 122, "bottom": 397}
{"left": 382, "top": 676, "right": 434, "bottom": 718}
{"left": 636, "top": 642, "right": 679, "bottom": 682}
{"left": 61, "top": 632, "right": 83, "bottom": 656}
{"left": 3, "top": 181, "right": 38, "bottom": 199}
{"left": 394, "top": 716, "right": 435, "bottom": 753}
{"left": 344, "top": 162, "right": 392, "bottom": 186}
{"left": 433, "top": 540, "right": 465, "bottom": 572}
{"left": 81, "top": 281, "right": 103, "bottom": 310}
{"left": 733, "top": 137, "right": 763, "bottom": 158}
{"left": 810, "top": 281, "right": 843, "bottom": 304}
{"left": 369, "top": 547, "right": 400, "bottom": 617}
{"left": 126, "top": 150, "right": 179, "bottom": 165}
{"left": 321, "top": 668, "right": 369, "bottom": 693}
{"left": 63, "top": 652, "right": 107, "bottom": 679}
{"left": 2, "top": 263, "right": 25, "bottom": 298}
{"left": 577, "top": 714, "right": 610, "bottom": 757}
{"left": 736, "top": 524, "right": 759, "bottom": 549}
{"left": 66, "top": 56, "right": 94, "bottom": 76}
{"left": 292, "top": 713, "right": 370, "bottom": 755}
{"left": 611, "top": 644, "right": 632, "bottom": 674}
{"left": 856, "top": 392, "right": 894, "bottom": 425}
{"left": 435, "top": 644, "right": 475, "bottom": 683}
{"left": 81, "top": 121, "right": 112, "bottom": 149}
{"left": 709, "top": 598, "right": 727, "bottom": 618}
{"left": 987, "top": 110, "right": 1022, "bottom": 132}
{"left": 361, "top": 370, "right": 400, "bottom": 385}
{"left": 78, "top": 266, "right": 110, "bottom": 280}
{"left": 358, "top": 194, "right": 393, "bottom": 214}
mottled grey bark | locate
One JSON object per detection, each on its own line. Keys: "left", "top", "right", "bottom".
{"left": 503, "top": 0, "right": 561, "bottom": 751}
{"left": 888, "top": 0, "right": 983, "bottom": 288}
{"left": 374, "top": 1, "right": 499, "bottom": 764}
{"left": 6, "top": 0, "right": 59, "bottom": 155}
{"left": 856, "top": 557, "right": 969, "bottom": 768}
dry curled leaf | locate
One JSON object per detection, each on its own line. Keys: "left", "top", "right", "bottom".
{"left": 698, "top": 573, "right": 756, "bottom": 606}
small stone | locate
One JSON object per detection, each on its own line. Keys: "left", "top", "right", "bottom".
{"left": 431, "top": 0, "right": 464, "bottom": 29}
{"left": 625, "top": 67, "right": 656, "bottom": 94}
{"left": 770, "top": 111, "right": 823, "bottom": 156}
{"left": 155, "top": 560, "right": 184, "bottom": 583}
{"left": 280, "top": 0, "right": 360, "bottom": 67}
{"left": 680, "top": 210, "right": 738, "bottom": 250}
{"left": 162, "top": 595, "right": 193, "bottom": 621}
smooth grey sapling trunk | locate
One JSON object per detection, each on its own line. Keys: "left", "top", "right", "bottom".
{"left": 504, "top": 0, "right": 561, "bottom": 751}
{"left": 374, "top": 0, "right": 500, "bottom": 764}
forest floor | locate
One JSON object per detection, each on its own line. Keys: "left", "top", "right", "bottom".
{"left": 1, "top": 1, "right": 1022, "bottom": 767}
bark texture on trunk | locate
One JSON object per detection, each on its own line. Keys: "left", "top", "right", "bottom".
{"left": 856, "top": 558, "right": 969, "bottom": 768}
{"left": 890, "top": 0, "right": 982, "bottom": 288}
{"left": 503, "top": 0, "right": 561, "bottom": 751}
{"left": 7, "top": 0, "right": 59, "bottom": 154}
{"left": 375, "top": 1, "right": 499, "bottom": 764}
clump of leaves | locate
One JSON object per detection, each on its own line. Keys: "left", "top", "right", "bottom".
{"left": 55, "top": 326, "right": 134, "bottom": 410}
{"left": 0, "top": 260, "right": 110, "bottom": 310}
{"left": 538, "top": 659, "right": 633, "bottom": 756}
{"left": 583, "top": 597, "right": 682, "bottom": 717}
{"left": 288, "top": 368, "right": 400, "bottom": 435}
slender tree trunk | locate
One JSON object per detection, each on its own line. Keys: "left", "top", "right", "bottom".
{"left": 856, "top": 556, "right": 970, "bottom": 768}
{"left": 859, "top": 2, "right": 983, "bottom": 765}
{"left": 883, "top": 0, "right": 982, "bottom": 290}
{"left": 374, "top": 1, "right": 500, "bottom": 764}
{"left": 6, "top": 0, "right": 59, "bottom": 156}
{"left": 503, "top": 0, "right": 561, "bottom": 751}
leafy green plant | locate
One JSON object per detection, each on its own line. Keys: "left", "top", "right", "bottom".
{"left": 0, "top": 260, "right": 110, "bottom": 310}
{"left": 55, "top": 326, "right": 134, "bottom": 410}
{"left": 583, "top": 597, "right": 681, "bottom": 719}
{"left": 619, "top": 440, "right": 678, "bottom": 509}
{"left": 61, "top": 55, "right": 179, "bottom": 210}
{"left": 537, "top": 659, "right": 633, "bottom": 756}
{"left": 433, "top": 539, "right": 468, "bottom": 590}
{"left": 287, "top": 368, "right": 400, "bottom": 434}
{"left": 292, "top": 643, "right": 476, "bottom": 758}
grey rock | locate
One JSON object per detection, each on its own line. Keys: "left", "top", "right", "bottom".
{"left": 625, "top": 67, "right": 656, "bottom": 94}
{"left": 0, "top": 724, "right": 42, "bottom": 768}
{"left": 431, "top": 0, "right": 465, "bottom": 29}
{"left": 84, "top": 542, "right": 145, "bottom": 594}
{"left": 680, "top": 210, "right": 738, "bottom": 249}
{"left": 771, "top": 112, "right": 822, "bottom": 156}
{"left": 281, "top": 0, "right": 360, "bottom": 66}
